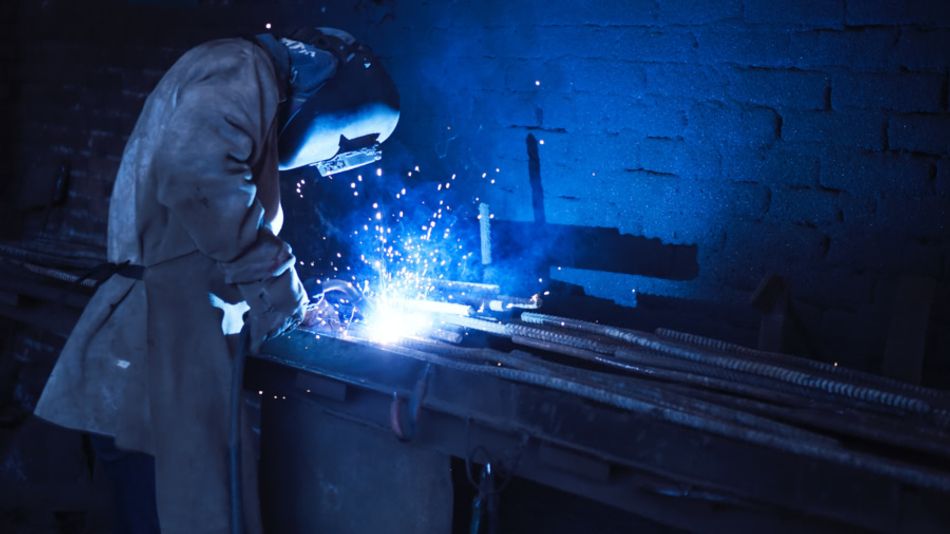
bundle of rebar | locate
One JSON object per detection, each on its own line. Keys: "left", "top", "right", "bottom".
{"left": 337, "top": 306, "right": 950, "bottom": 493}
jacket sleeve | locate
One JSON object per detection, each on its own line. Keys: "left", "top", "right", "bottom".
{"left": 153, "top": 44, "right": 307, "bottom": 346}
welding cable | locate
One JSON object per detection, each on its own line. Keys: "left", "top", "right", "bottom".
{"left": 382, "top": 343, "right": 950, "bottom": 493}
{"left": 655, "top": 327, "right": 948, "bottom": 402}
{"left": 519, "top": 313, "right": 950, "bottom": 420}
{"left": 228, "top": 330, "right": 250, "bottom": 534}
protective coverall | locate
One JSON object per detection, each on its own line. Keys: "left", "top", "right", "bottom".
{"left": 34, "top": 36, "right": 326, "bottom": 533}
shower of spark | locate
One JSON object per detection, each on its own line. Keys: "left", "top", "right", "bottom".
{"left": 307, "top": 164, "right": 497, "bottom": 344}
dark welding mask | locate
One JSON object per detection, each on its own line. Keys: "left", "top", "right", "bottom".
{"left": 277, "top": 27, "right": 400, "bottom": 174}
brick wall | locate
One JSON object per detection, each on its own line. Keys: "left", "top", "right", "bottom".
{"left": 3, "top": 0, "right": 949, "bottom": 379}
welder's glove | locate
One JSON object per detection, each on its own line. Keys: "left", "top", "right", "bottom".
{"left": 240, "top": 270, "right": 307, "bottom": 353}
{"left": 301, "top": 297, "right": 343, "bottom": 332}
{"left": 217, "top": 230, "right": 308, "bottom": 353}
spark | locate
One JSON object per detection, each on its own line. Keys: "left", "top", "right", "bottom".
{"left": 303, "top": 161, "right": 508, "bottom": 345}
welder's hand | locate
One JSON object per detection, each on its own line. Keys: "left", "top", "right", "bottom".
{"left": 239, "top": 268, "right": 307, "bottom": 353}
{"left": 301, "top": 298, "right": 343, "bottom": 332}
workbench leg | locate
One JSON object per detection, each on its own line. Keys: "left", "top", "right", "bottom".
{"left": 259, "top": 396, "right": 454, "bottom": 534}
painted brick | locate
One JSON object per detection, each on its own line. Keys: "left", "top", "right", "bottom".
{"left": 788, "top": 29, "right": 899, "bottom": 71}
{"left": 710, "top": 180, "right": 772, "bottom": 221}
{"left": 543, "top": 134, "right": 638, "bottom": 175}
{"left": 542, "top": 171, "right": 674, "bottom": 231}
{"left": 535, "top": 28, "right": 698, "bottom": 63}
{"left": 938, "top": 159, "right": 950, "bottom": 197}
{"left": 744, "top": 0, "right": 845, "bottom": 27}
{"left": 632, "top": 179, "right": 770, "bottom": 243}
{"left": 694, "top": 28, "right": 793, "bottom": 68}
{"left": 495, "top": 0, "right": 659, "bottom": 27}
{"left": 721, "top": 145, "right": 820, "bottom": 188}
{"left": 826, "top": 226, "right": 936, "bottom": 278}
{"left": 894, "top": 29, "right": 950, "bottom": 71}
{"left": 875, "top": 196, "right": 949, "bottom": 241}
{"left": 717, "top": 220, "right": 829, "bottom": 276}
{"left": 544, "top": 93, "right": 690, "bottom": 137}
{"left": 832, "top": 72, "right": 944, "bottom": 113}
{"left": 766, "top": 187, "right": 840, "bottom": 227}
{"left": 511, "top": 57, "right": 646, "bottom": 95}
{"left": 641, "top": 63, "right": 729, "bottom": 100}
{"left": 657, "top": 0, "right": 742, "bottom": 25}
{"left": 797, "top": 268, "right": 875, "bottom": 309}
{"left": 846, "top": 0, "right": 950, "bottom": 26}
{"left": 618, "top": 96, "right": 691, "bottom": 138}
{"left": 726, "top": 67, "right": 828, "bottom": 109}
{"left": 612, "top": 180, "right": 774, "bottom": 250}
{"left": 888, "top": 114, "right": 950, "bottom": 155}
{"left": 686, "top": 101, "right": 779, "bottom": 147}
{"left": 636, "top": 137, "right": 721, "bottom": 179}
{"left": 782, "top": 111, "right": 884, "bottom": 150}
{"left": 473, "top": 90, "right": 540, "bottom": 128}
{"left": 819, "top": 148, "right": 933, "bottom": 196}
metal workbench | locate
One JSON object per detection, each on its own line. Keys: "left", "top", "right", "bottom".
{"left": 1, "top": 240, "right": 948, "bottom": 532}
{"left": 250, "top": 329, "right": 950, "bottom": 533}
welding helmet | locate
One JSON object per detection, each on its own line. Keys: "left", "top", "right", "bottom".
{"left": 277, "top": 27, "right": 400, "bottom": 174}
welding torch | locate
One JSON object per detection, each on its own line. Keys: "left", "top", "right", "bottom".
{"left": 306, "top": 278, "right": 368, "bottom": 328}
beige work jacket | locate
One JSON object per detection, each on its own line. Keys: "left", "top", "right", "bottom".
{"left": 35, "top": 38, "right": 308, "bottom": 534}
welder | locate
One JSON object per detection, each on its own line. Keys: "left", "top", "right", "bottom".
{"left": 33, "top": 27, "right": 399, "bottom": 534}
